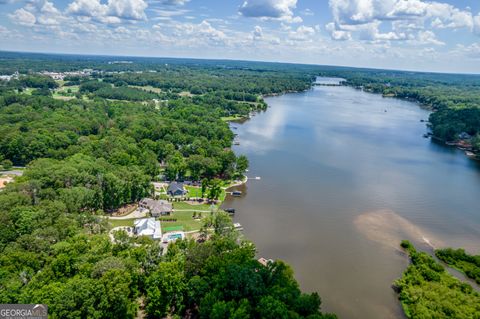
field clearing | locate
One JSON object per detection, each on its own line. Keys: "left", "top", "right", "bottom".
{"left": 160, "top": 210, "right": 206, "bottom": 232}
{"left": 130, "top": 85, "right": 162, "bottom": 93}
{"left": 173, "top": 202, "right": 214, "bottom": 211}
{"left": 109, "top": 218, "right": 135, "bottom": 228}
{"left": 53, "top": 85, "right": 79, "bottom": 100}
{"left": 221, "top": 115, "right": 246, "bottom": 121}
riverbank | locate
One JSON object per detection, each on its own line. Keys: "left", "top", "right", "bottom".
{"left": 341, "top": 82, "right": 480, "bottom": 160}
{"left": 226, "top": 82, "right": 480, "bottom": 319}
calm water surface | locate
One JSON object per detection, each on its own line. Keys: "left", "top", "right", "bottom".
{"left": 223, "top": 80, "right": 480, "bottom": 319}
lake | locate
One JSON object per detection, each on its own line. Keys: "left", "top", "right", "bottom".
{"left": 223, "top": 79, "right": 480, "bottom": 319}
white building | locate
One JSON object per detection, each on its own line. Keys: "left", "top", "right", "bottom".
{"left": 134, "top": 218, "right": 162, "bottom": 240}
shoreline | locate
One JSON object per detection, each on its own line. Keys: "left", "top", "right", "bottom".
{"left": 340, "top": 82, "right": 479, "bottom": 160}
{"left": 225, "top": 175, "right": 248, "bottom": 190}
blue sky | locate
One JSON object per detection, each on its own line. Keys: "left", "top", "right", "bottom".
{"left": 1, "top": 0, "right": 480, "bottom": 73}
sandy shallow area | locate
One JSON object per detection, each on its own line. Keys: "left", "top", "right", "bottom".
{"left": 354, "top": 209, "right": 443, "bottom": 251}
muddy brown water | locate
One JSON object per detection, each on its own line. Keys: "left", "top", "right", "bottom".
{"left": 222, "top": 79, "right": 480, "bottom": 319}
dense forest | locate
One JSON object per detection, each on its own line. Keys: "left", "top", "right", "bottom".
{"left": 394, "top": 241, "right": 480, "bottom": 318}
{"left": 436, "top": 248, "right": 480, "bottom": 285}
{"left": 0, "top": 53, "right": 336, "bottom": 318}
{"left": 2, "top": 51, "right": 479, "bottom": 150}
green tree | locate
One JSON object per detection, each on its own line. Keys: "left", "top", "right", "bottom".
{"left": 145, "top": 262, "right": 186, "bottom": 318}
{"left": 235, "top": 155, "right": 249, "bottom": 177}
{"left": 1, "top": 159, "right": 13, "bottom": 170}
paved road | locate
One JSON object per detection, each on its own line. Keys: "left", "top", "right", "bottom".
{"left": 0, "top": 170, "right": 24, "bottom": 176}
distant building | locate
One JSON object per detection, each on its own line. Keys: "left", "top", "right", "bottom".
{"left": 41, "top": 71, "right": 64, "bottom": 80}
{"left": 134, "top": 218, "right": 162, "bottom": 240}
{"left": 139, "top": 198, "right": 172, "bottom": 217}
{"left": 458, "top": 132, "right": 472, "bottom": 140}
{"left": 167, "top": 182, "right": 187, "bottom": 197}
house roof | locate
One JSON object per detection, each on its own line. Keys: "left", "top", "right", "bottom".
{"left": 140, "top": 198, "right": 172, "bottom": 212}
{"left": 134, "top": 218, "right": 162, "bottom": 239}
{"left": 168, "top": 182, "right": 185, "bottom": 194}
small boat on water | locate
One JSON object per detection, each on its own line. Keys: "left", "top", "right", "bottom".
{"left": 234, "top": 223, "right": 243, "bottom": 230}
{"left": 224, "top": 208, "right": 235, "bottom": 214}
{"left": 232, "top": 191, "right": 242, "bottom": 197}
{"left": 234, "top": 142, "right": 240, "bottom": 145}
{"left": 465, "top": 151, "right": 476, "bottom": 158}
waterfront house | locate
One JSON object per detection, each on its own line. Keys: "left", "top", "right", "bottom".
{"left": 139, "top": 198, "right": 172, "bottom": 216}
{"left": 134, "top": 218, "right": 162, "bottom": 240}
{"left": 458, "top": 132, "right": 472, "bottom": 140}
{"left": 167, "top": 182, "right": 187, "bottom": 197}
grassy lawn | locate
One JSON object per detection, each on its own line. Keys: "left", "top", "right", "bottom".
{"left": 109, "top": 218, "right": 135, "bottom": 228}
{"left": 221, "top": 115, "right": 246, "bottom": 122}
{"left": 173, "top": 202, "right": 215, "bottom": 211}
{"left": 185, "top": 185, "right": 202, "bottom": 198}
{"left": 184, "top": 185, "right": 227, "bottom": 201}
{"left": 53, "top": 85, "right": 79, "bottom": 100}
{"left": 22, "top": 88, "right": 35, "bottom": 95}
{"left": 161, "top": 210, "right": 207, "bottom": 232}
{"left": 129, "top": 85, "right": 162, "bottom": 93}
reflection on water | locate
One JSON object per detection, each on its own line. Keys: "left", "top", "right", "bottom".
{"left": 223, "top": 83, "right": 480, "bottom": 319}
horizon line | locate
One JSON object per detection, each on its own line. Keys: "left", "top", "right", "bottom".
{"left": 1, "top": 49, "right": 480, "bottom": 76}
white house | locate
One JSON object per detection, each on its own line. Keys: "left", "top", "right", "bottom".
{"left": 134, "top": 218, "right": 162, "bottom": 240}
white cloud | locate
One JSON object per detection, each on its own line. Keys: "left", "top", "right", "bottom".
{"left": 475, "top": 15, "right": 480, "bottom": 35}
{"left": 67, "top": 0, "right": 148, "bottom": 22}
{"left": 67, "top": 0, "right": 108, "bottom": 18}
{"left": 151, "top": 0, "right": 189, "bottom": 5}
{"left": 288, "top": 25, "right": 315, "bottom": 42}
{"left": 252, "top": 25, "right": 263, "bottom": 40}
{"left": 167, "top": 20, "right": 228, "bottom": 45}
{"left": 108, "top": 0, "right": 147, "bottom": 20}
{"left": 239, "top": 0, "right": 301, "bottom": 23}
{"left": 452, "top": 42, "right": 480, "bottom": 59}
{"left": 417, "top": 30, "right": 444, "bottom": 45}
{"left": 9, "top": 8, "right": 36, "bottom": 26}
{"left": 327, "top": 0, "right": 476, "bottom": 43}
{"left": 325, "top": 22, "right": 351, "bottom": 40}
{"left": 301, "top": 8, "right": 314, "bottom": 16}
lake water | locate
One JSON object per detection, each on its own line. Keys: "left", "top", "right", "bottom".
{"left": 223, "top": 79, "right": 480, "bottom": 319}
